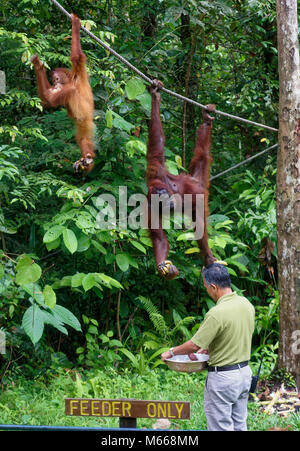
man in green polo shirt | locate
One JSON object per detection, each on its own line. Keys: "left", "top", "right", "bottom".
{"left": 161, "top": 263, "right": 255, "bottom": 431}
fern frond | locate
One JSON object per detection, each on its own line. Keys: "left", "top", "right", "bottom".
{"left": 170, "top": 317, "right": 196, "bottom": 339}
{"left": 137, "top": 295, "right": 160, "bottom": 316}
{"left": 137, "top": 296, "right": 168, "bottom": 338}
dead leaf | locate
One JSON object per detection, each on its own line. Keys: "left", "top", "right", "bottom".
{"left": 152, "top": 419, "right": 171, "bottom": 430}
{"left": 268, "top": 426, "right": 292, "bottom": 431}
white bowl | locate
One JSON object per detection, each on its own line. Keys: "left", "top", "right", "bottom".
{"left": 165, "top": 354, "right": 209, "bottom": 373}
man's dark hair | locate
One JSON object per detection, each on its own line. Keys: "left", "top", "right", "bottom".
{"left": 202, "top": 263, "right": 231, "bottom": 288}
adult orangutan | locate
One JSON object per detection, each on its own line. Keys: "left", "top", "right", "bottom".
{"left": 147, "top": 80, "right": 217, "bottom": 280}
{"left": 31, "top": 14, "right": 95, "bottom": 172}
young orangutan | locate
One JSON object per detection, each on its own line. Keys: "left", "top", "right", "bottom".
{"left": 31, "top": 14, "right": 95, "bottom": 172}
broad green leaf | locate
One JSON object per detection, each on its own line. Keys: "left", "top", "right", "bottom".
{"left": 130, "top": 240, "right": 146, "bottom": 254}
{"left": 59, "top": 276, "right": 72, "bottom": 287}
{"left": 116, "top": 253, "right": 130, "bottom": 272}
{"left": 125, "top": 139, "right": 147, "bottom": 156}
{"left": 23, "top": 283, "right": 45, "bottom": 305}
{"left": 165, "top": 159, "right": 179, "bottom": 175}
{"left": 71, "top": 273, "right": 85, "bottom": 287}
{"left": 226, "top": 259, "right": 249, "bottom": 273}
{"left": 106, "top": 276, "right": 123, "bottom": 289}
{"left": 100, "top": 333, "right": 109, "bottom": 343}
{"left": 88, "top": 325, "right": 98, "bottom": 334}
{"left": 82, "top": 273, "right": 95, "bottom": 291}
{"left": 16, "top": 262, "right": 42, "bottom": 286}
{"left": 105, "top": 109, "right": 113, "bottom": 128}
{"left": 213, "top": 236, "right": 228, "bottom": 248}
{"left": 136, "top": 92, "right": 151, "bottom": 110}
{"left": 126, "top": 254, "right": 138, "bottom": 269}
{"left": 140, "top": 237, "right": 152, "bottom": 247}
{"left": 63, "top": 229, "right": 78, "bottom": 254}
{"left": 227, "top": 267, "right": 238, "bottom": 277}
{"left": 215, "top": 220, "right": 233, "bottom": 230}
{"left": 96, "top": 273, "right": 123, "bottom": 289}
{"left": 43, "top": 225, "right": 64, "bottom": 243}
{"left": 111, "top": 111, "right": 134, "bottom": 133}
{"left": 16, "top": 255, "right": 33, "bottom": 271}
{"left": 46, "top": 237, "right": 61, "bottom": 251}
{"left": 43, "top": 285, "right": 56, "bottom": 309}
{"left": 91, "top": 239, "right": 107, "bottom": 254}
{"left": 109, "top": 339, "right": 123, "bottom": 347}
{"left": 77, "top": 235, "right": 91, "bottom": 252}
{"left": 105, "top": 254, "right": 115, "bottom": 265}
{"left": 22, "top": 305, "right": 44, "bottom": 345}
{"left": 185, "top": 247, "right": 200, "bottom": 254}
{"left": 177, "top": 232, "right": 195, "bottom": 241}
{"left": 125, "top": 78, "right": 145, "bottom": 100}
{"left": 75, "top": 216, "right": 94, "bottom": 230}
{"left": 52, "top": 305, "right": 81, "bottom": 332}
{"left": 41, "top": 310, "right": 68, "bottom": 335}
{"left": 175, "top": 155, "right": 183, "bottom": 168}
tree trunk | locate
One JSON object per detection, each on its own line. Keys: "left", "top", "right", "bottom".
{"left": 179, "top": 14, "right": 200, "bottom": 167}
{"left": 276, "top": 0, "right": 300, "bottom": 389}
{"left": 140, "top": 2, "right": 158, "bottom": 49}
{"left": 182, "top": 30, "right": 197, "bottom": 168}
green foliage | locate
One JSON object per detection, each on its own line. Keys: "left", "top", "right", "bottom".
{"left": 0, "top": 256, "right": 81, "bottom": 346}
{"left": 117, "top": 347, "right": 168, "bottom": 374}
{"left": 256, "top": 291, "right": 279, "bottom": 344}
{"left": 233, "top": 169, "right": 277, "bottom": 245}
{"left": 0, "top": 0, "right": 282, "bottom": 388}
{"left": 270, "top": 369, "right": 296, "bottom": 389}
{"left": 0, "top": 369, "right": 299, "bottom": 431}
{"left": 76, "top": 317, "right": 123, "bottom": 368}
{"left": 138, "top": 295, "right": 198, "bottom": 359}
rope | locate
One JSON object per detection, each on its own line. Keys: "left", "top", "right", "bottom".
{"left": 50, "top": 0, "right": 152, "bottom": 84}
{"left": 50, "top": 0, "right": 278, "bottom": 133}
{"left": 210, "top": 143, "right": 278, "bottom": 181}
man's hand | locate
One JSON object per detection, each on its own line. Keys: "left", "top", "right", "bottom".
{"left": 196, "top": 348, "right": 209, "bottom": 354}
{"left": 161, "top": 350, "right": 173, "bottom": 362}
{"left": 161, "top": 341, "right": 202, "bottom": 362}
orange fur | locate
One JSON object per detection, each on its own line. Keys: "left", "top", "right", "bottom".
{"left": 147, "top": 82, "right": 216, "bottom": 276}
{"left": 31, "top": 14, "right": 95, "bottom": 171}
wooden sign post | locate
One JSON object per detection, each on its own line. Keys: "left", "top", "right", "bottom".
{"left": 65, "top": 398, "right": 190, "bottom": 428}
